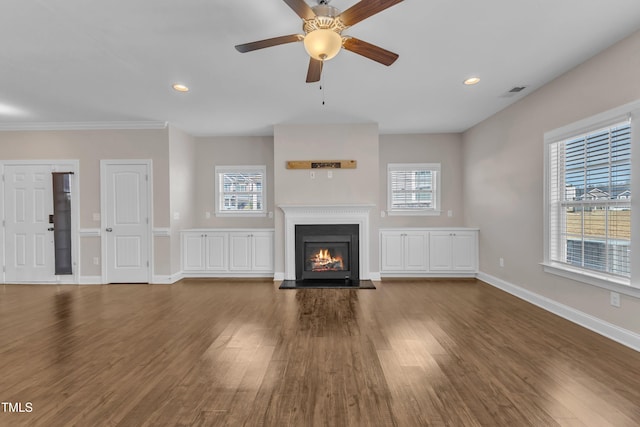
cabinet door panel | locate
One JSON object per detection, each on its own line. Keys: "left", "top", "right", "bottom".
{"left": 252, "top": 233, "right": 274, "bottom": 271}
{"left": 183, "top": 233, "right": 205, "bottom": 271}
{"left": 205, "top": 234, "right": 227, "bottom": 271}
{"left": 429, "top": 232, "right": 453, "bottom": 271}
{"left": 381, "top": 232, "right": 404, "bottom": 271}
{"left": 452, "top": 232, "right": 477, "bottom": 271}
{"left": 229, "top": 234, "right": 252, "bottom": 270}
{"left": 404, "top": 233, "right": 428, "bottom": 271}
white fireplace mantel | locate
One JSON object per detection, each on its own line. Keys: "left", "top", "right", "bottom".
{"left": 279, "top": 204, "right": 374, "bottom": 281}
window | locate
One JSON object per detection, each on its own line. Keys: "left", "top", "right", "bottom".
{"left": 546, "top": 116, "right": 633, "bottom": 284}
{"left": 215, "top": 166, "right": 266, "bottom": 216}
{"left": 387, "top": 163, "right": 441, "bottom": 215}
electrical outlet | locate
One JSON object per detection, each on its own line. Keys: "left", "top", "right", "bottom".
{"left": 310, "top": 171, "right": 315, "bottom": 179}
{"left": 499, "top": 257, "right": 504, "bottom": 268}
{"left": 205, "top": 211, "right": 211, "bottom": 219}
{"left": 93, "top": 257, "right": 100, "bottom": 265}
{"left": 447, "top": 210, "right": 453, "bottom": 217}
{"left": 327, "top": 171, "right": 333, "bottom": 179}
{"left": 610, "top": 292, "right": 621, "bottom": 308}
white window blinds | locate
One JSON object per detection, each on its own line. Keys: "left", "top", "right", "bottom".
{"left": 548, "top": 121, "right": 631, "bottom": 277}
{"left": 387, "top": 163, "right": 440, "bottom": 215}
{"left": 215, "top": 166, "right": 266, "bottom": 215}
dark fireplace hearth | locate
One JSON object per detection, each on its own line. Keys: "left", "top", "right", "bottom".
{"left": 295, "top": 224, "right": 359, "bottom": 282}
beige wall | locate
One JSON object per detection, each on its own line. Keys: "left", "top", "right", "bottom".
{"left": 0, "top": 128, "right": 171, "bottom": 279}
{"left": 0, "top": 126, "right": 463, "bottom": 280}
{"left": 192, "top": 135, "right": 275, "bottom": 229}
{"left": 462, "top": 30, "right": 640, "bottom": 333}
{"left": 168, "top": 126, "right": 196, "bottom": 276}
{"left": 273, "top": 123, "right": 380, "bottom": 273}
{"left": 191, "top": 127, "right": 465, "bottom": 274}
{"left": 379, "top": 133, "right": 465, "bottom": 227}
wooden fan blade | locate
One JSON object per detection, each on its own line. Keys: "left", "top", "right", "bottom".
{"left": 343, "top": 37, "right": 399, "bottom": 66}
{"left": 235, "top": 34, "right": 302, "bottom": 53}
{"left": 339, "top": 0, "right": 403, "bottom": 27}
{"left": 283, "top": 0, "right": 316, "bottom": 20}
{"left": 306, "top": 58, "right": 323, "bottom": 83}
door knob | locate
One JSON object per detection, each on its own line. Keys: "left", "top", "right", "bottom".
{"left": 48, "top": 227, "right": 55, "bottom": 231}
{"left": 105, "top": 227, "right": 113, "bottom": 232}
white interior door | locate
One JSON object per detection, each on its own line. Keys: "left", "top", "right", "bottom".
{"left": 102, "top": 161, "right": 151, "bottom": 283}
{"left": 3, "top": 163, "right": 79, "bottom": 283}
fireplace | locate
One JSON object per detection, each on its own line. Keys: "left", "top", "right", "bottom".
{"left": 279, "top": 204, "right": 373, "bottom": 281}
{"left": 295, "top": 224, "right": 359, "bottom": 281}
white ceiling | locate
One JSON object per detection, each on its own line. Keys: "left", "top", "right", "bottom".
{"left": 1, "top": 0, "right": 639, "bottom": 136}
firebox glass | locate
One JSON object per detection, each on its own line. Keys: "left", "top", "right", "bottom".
{"left": 304, "top": 243, "right": 349, "bottom": 272}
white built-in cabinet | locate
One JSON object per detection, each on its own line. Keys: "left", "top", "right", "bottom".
{"left": 182, "top": 231, "right": 227, "bottom": 272}
{"left": 182, "top": 229, "right": 274, "bottom": 277}
{"left": 380, "top": 230, "right": 429, "bottom": 272}
{"left": 380, "top": 228, "right": 478, "bottom": 277}
{"left": 228, "top": 231, "right": 274, "bottom": 272}
{"left": 428, "top": 230, "right": 477, "bottom": 272}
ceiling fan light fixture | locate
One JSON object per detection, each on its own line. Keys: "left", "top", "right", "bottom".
{"left": 303, "top": 29, "right": 343, "bottom": 61}
{"left": 234, "top": 0, "right": 403, "bottom": 82}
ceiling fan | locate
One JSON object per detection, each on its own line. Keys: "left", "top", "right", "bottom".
{"left": 235, "top": 0, "right": 403, "bottom": 83}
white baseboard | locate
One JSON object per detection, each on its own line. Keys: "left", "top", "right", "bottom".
{"left": 79, "top": 276, "right": 103, "bottom": 285}
{"left": 152, "top": 273, "right": 183, "bottom": 284}
{"left": 477, "top": 271, "right": 640, "bottom": 352}
{"left": 380, "top": 272, "right": 477, "bottom": 279}
{"left": 369, "top": 272, "right": 381, "bottom": 281}
{"left": 181, "top": 272, "right": 275, "bottom": 279}
{"left": 78, "top": 275, "right": 183, "bottom": 285}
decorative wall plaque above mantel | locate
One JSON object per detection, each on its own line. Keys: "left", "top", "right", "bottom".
{"left": 286, "top": 160, "right": 357, "bottom": 169}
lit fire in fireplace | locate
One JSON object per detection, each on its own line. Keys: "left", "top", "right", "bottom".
{"left": 309, "top": 248, "right": 344, "bottom": 271}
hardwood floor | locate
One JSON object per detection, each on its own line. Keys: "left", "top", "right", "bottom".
{"left": 0, "top": 279, "right": 639, "bottom": 426}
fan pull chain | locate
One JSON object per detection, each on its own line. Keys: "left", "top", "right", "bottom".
{"left": 320, "top": 73, "right": 326, "bottom": 106}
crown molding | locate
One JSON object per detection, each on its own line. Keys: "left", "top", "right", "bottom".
{"left": 0, "top": 121, "right": 168, "bottom": 131}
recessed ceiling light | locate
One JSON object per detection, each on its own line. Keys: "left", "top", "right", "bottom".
{"left": 172, "top": 83, "right": 189, "bottom": 92}
{"left": 463, "top": 77, "right": 481, "bottom": 86}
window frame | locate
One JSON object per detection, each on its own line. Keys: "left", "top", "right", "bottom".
{"left": 543, "top": 100, "right": 640, "bottom": 295}
{"left": 387, "top": 163, "right": 441, "bottom": 216}
{"left": 215, "top": 165, "right": 267, "bottom": 217}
